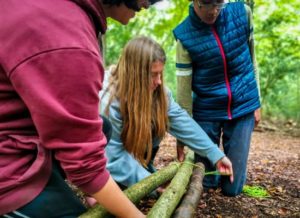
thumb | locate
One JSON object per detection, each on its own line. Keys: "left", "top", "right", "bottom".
{"left": 176, "top": 144, "right": 185, "bottom": 162}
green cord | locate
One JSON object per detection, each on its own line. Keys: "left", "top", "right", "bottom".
{"left": 177, "top": 162, "right": 269, "bottom": 198}
{"left": 242, "top": 185, "right": 270, "bottom": 198}
{"left": 180, "top": 162, "right": 231, "bottom": 176}
{"left": 204, "top": 170, "right": 230, "bottom": 176}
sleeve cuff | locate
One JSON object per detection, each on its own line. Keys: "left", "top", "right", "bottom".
{"left": 78, "top": 169, "right": 110, "bottom": 195}
{"left": 206, "top": 147, "right": 225, "bottom": 166}
{"left": 176, "top": 69, "right": 192, "bottom": 76}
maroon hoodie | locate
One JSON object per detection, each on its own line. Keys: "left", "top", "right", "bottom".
{"left": 0, "top": 0, "right": 110, "bottom": 214}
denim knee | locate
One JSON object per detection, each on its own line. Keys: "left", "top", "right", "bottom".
{"left": 221, "top": 184, "right": 243, "bottom": 196}
{"left": 221, "top": 173, "right": 246, "bottom": 196}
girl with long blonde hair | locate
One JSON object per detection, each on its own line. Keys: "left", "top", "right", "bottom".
{"left": 102, "top": 36, "right": 233, "bottom": 188}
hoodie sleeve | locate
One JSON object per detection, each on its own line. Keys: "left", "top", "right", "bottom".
{"left": 176, "top": 40, "right": 193, "bottom": 115}
{"left": 105, "top": 100, "right": 151, "bottom": 187}
{"left": 166, "top": 89, "right": 225, "bottom": 165}
{"left": 9, "top": 48, "right": 110, "bottom": 195}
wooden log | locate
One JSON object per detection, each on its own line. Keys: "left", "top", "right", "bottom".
{"left": 79, "top": 162, "right": 180, "bottom": 218}
{"left": 147, "top": 150, "right": 195, "bottom": 218}
{"left": 172, "top": 162, "right": 205, "bottom": 218}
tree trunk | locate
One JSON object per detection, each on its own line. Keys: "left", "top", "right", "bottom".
{"left": 147, "top": 150, "right": 195, "bottom": 218}
{"left": 172, "top": 162, "right": 205, "bottom": 218}
{"left": 79, "top": 162, "right": 180, "bottom": 218}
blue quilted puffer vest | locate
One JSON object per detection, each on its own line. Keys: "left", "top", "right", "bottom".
{"left": 173, "top": 2, "right": 260, "bottom": 121}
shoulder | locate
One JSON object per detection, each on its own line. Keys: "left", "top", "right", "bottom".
{"left": 173, "top": 17, "right": 192, "bottom": 40}
{"left": 164, "top": 87, "right": 177, "bottom": 111}
{"left": 222, "top": 2, "right": 248, "bottom": 25}
{"left": 103, "top": 98, "right": 123, "bottom": 129}
{"left": 244, "top": 4, "right": 252, "bottom": 19}
{"left": 164, "top": 87, "right": 173, "bottom": 99}
{"left": 1, "top": 0, "right": 99, "bottom": 73}
{"left": 225, "top": 2, "right": 247, "bottom": 14}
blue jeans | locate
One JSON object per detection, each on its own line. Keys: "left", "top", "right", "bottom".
{"left": 3, "top": 116, "right": 112, "bottom": 218}
{"left": 195, "top": 112, "right": 255, "bottom": 196}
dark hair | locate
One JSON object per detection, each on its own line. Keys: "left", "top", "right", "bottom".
{"left": 103, "top": 0, "right": 161, "bottom": 11}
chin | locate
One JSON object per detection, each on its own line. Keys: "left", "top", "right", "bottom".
{"left": 116, "top": 14, "right": 135, "bottom": 25}
{"left": 151, "top": 87, "right": 158, "bottom": 92}
{"left": 116, "top": 18, "right": 130, "bottom": 25}
{"left": 119, "top": 20, "right": 129, "bottom": 25}
{"left": 123, "top": 12, "right": 136, "bottom": 25}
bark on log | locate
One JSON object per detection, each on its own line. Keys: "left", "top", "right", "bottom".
{"left": 172, "top": 162, "right": 205, "bottom": 218}
{"left": 147, "top": 150, "right": 195, "bottom": 218}
{"left": 79, "top": 162, "right": 180, "bottom": 218}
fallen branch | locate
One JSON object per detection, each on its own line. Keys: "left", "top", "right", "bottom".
{"left": 79, "top": 162, "right": 180, "bottom": 218}
{"left": 147, "top": 150, "right": 195, "bottom": 218}
{"left": 173, "top": 162, "right": 205, "bottom": 218}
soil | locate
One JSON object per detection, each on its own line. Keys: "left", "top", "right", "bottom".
{"left": 138, "top": 126, "right": 300, "bottom": 217}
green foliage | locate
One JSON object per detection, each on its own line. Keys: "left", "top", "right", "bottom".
{"left": 254, "top": 0, "right": 300, "bottom": 122}
{"left": 103, "top": 0, "right": 300, "bottom": 123}
{"left": 104, "top": 0, "right": 190, "bottom": 97}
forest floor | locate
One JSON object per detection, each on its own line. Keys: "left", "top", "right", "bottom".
{"left": 138, "top": 122, "right": 300, "bottom": 217}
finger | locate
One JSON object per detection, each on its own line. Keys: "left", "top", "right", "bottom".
{"left": 225, "top": 167, "right": 229, "bottom": 175}
{"left": 229, "top": 165, "right": 234, "bottom": 182}
{"left": 224, "top": 168, "right": 231, "bottom": 176}
{"left": 176, "top": 146, "right": 185, "bottom": 162}
{"left": 219, "top": 165, "right": 225, "bottom": 174}
{"left": 178, "top": 154, "right": 184, "bottom": 162}
{"left": 157, "top": 187, "right": 165, "bottom": 193}
{"left": 256, "top": 119, "right": 260, "bottom": 127}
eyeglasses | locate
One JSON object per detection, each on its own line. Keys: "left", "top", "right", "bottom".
{"left": 197, "top": 1, "right": 227, "bottom": 10}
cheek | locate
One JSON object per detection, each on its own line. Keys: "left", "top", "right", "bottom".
{"left": 118, "top": 9, "right": 136, "bottom": 24}
{"left": 151, "top": 78, "right": 155, "bottom": 85}
{"left": 197, "top": 9, "right": 207, "bottom": 19}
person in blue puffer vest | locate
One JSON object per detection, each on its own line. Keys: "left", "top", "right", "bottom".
{"left": 173, "top": 0, "right": 261, "bottom": 196}
{"left": 100, "top": 36, "right": 234, "bottom": 193}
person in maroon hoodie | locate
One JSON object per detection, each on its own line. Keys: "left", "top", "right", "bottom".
{"left": 0, "top": 1, "right": 159, "bottom": 217}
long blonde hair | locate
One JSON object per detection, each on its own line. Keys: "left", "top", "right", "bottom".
{"left": 105, "top": 36, "right": 168, "bottom": 166}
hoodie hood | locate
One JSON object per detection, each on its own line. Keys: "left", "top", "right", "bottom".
{"left": 73, "top": 0, "right": 107, "bottom": 34}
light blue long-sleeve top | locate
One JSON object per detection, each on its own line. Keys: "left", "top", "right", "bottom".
{"left": 103, "top": 88, "right": 225, "bottom": 187}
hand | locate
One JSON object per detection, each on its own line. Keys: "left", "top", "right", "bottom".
{"left": 216, "top": 156, "right": 234, "bottom": 183}
{"left": 148, "top": 185, "right": 167, "bottom": 199}
{"left": 85, "top": 196, "right": 97, "bottom": 207}
{"left": 176, "top": 143, "right": 185, "bottom": 162}
{"left": 254, "top": 108, "right": 261, "bottom": 127}
{"left": 156, "top": 186, "right": 166, "bottom": 194}
{"left": 157, "top": 180, "right": 170, "bottom": 193}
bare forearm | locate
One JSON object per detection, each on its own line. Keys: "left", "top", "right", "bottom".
{"left": 92, "top": 176, "right": 145, "bottom": 218}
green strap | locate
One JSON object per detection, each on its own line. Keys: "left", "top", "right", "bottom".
{"left": 181, "top": 162, "right": 231, "bottom": 176}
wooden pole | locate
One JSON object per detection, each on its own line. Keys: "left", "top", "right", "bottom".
{"left": 172, "top": 162, "right": 205, "bottom": 218}
{"left": 147, "top": 151, "right": 195, "bottom": 218}
{"left": 79, "top": 162, "right": 180, "bottom": 218}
